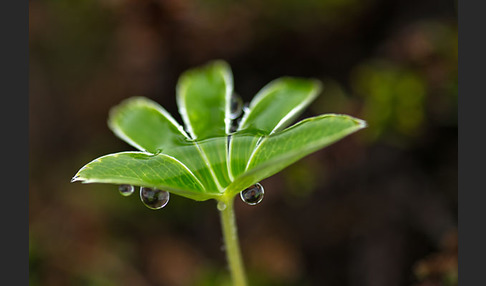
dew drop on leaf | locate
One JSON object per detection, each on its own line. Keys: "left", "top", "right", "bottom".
{"left": 242, "top": 102, "right": 250, "bottom": 114}
{"left": 229, "top": 119, "right": 241, "bottom": 133}
{"left": 230, "top": 93, "right": 243, "bottom": 120}
{"left": 240, "top": 183, "right": 264, "bottom": 205}
{"left": 118, "top": 184, "right": 135, "bottom": 196}
{"left": 140, "top": 187, "right": 170, "bottom": 210}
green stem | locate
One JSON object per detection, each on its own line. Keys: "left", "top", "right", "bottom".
{"left": 218, "top": 195, "right": 247, "bottom": 286}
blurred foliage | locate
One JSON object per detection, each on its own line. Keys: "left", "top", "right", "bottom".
{"left": 412, "top": 230, "right": 458, "bottom": 286}
{"left": 30, "top": 0, "right": 457, "bottom": 285}
{"left": 351, "top": 20, "right": 457, "bottom": 147}
{"left": 353, "top": 60, "right": 427, "bottom": 144}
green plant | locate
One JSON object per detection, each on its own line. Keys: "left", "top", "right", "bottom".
{"left": 72, "top": 60, "right": 366, "bottom": 286}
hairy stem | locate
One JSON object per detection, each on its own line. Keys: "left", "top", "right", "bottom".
{"left": 218, "top": 195, "right": 247, "bottom": 286}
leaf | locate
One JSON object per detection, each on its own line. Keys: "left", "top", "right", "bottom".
{"left": 238, "top": 77, "right": 322, "bottom": 133}
{"left": 176, "top": 60, "right": 234, "bottom": 188}
{"left": 225, "top": 114, "right": 366, "bottom": 196}
{"left": 247, "top": 115, "right": 365, "bottom": 170}
{"left": 72, "top": 152, "right": 214, "bottom": 201}
{"left": 176, "top": 60, "right": 233, "bottom": 139}
{"left": 108, "top": 97, "right": 189, "bottom": 153}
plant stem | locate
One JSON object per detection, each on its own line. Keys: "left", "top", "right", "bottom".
{"left": 218, "top": 195, "right": 247, "bottom": 286}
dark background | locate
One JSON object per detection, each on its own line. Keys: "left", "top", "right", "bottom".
{"left": 29, "top": 0, "right": 457, "bottom": 285}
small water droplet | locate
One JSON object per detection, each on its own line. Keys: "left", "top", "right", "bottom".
{"left": 240, "top": 183, "right": 264, "bottom": 205}
{"left": 140, "top": 187, "right": 170, "bottom": 210}
{"left": 242, "top": 102, "right": 250, "bottom": 114}
{"left": 230, "top": 117, "right": 242, "bottom": 133}
{"left": 230, "top": 93, "right": 243, "bottom": 120}
{"left": 217, "top": 201, "right": 227, "bottom": 211}
{"left": 70, "top": 175, "right": 79, "bottom": 183}
{"left": 119, "top": 184, "right": 135, "bottom": 196}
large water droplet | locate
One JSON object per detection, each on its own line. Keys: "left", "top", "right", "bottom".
{"left": 240, "top": 183, "right": 264, "bottom": 205}
{"left": 230, "top": 93, "right": 243, "bottom": 120}
{"left": 140, "top": 187, "right": 170, "bottom": 210}
{"left": 119, "top": 184, "right": 135, "bottom": 196}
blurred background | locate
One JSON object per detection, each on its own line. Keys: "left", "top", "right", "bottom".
{"left": 29, "top": 0, "right": 457, "bottom": 285}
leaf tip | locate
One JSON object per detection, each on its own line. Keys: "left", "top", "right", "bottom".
{"left": 70, "top": 174, "right": 81, "bottom": 183}
{"left": 108, "top": 96, "right": 152, "bottom": 124}
{"left": 210, "top": 59, "right": 231, "bottom": 69}
{"left": 309, "top": 78, "right": 324, "bottom": 92}
{"left": 332, "top": 114, "right": 367, "bottom": 130}
{"left": 355, "top": 118, "right": 368, "bottom": 129}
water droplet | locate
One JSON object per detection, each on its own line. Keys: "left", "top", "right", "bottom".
{"left": 70, "top": 175, "right": 79, "bottom": 183}
{"left": 140, "top": 187, "right": 170, "bottom": 210}
{"left": 118, "top": 184, "right": 135, "bottom": 196}
{"left": 217, "top": 201, "right": 227, "bottom": 211}
{"left": 229, "top": 118, "right": 241, "bottom": 133}
{"left": 242, "top": 102, "right": 250, "bottom": 114}
{"left": 230, "top": 93, "right": 243, "bottom": 119}
{"left": 240, "top": 183, "right": 264, "bottom": 205}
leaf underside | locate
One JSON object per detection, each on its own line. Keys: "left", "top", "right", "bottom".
{"left": 73, "top": 61, "right": 366, "bottom": 201}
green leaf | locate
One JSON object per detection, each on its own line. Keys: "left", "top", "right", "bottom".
{"left": 72, "top": 60, "right": 367, "bottom": 203}
{"left": 72, "top": 152, "right": 213, "bottom": 201}
{"left": 226, "top": 114, "right": 366, "bottom": 196}
{"left": 176, "top": 60, "right": 233, "bottom": 139}
{"left": 108, "top": 97, "right": 189, "bottom": 153}
{"left": 238, "top": 77, "right": 322, "bottom": 133}
{"left": 176, "top": 60, "right": 234, "bottom": 189}
{"left": 247, "top": 115, "right": 365, "bottom": 170}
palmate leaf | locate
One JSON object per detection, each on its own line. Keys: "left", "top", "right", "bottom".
{"left": 72, "top": 60, "right": 366, "bottom": 202}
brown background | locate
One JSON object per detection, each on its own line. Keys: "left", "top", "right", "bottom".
{"left": 29, "top": 0, "right": 457, "bottom": 285}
